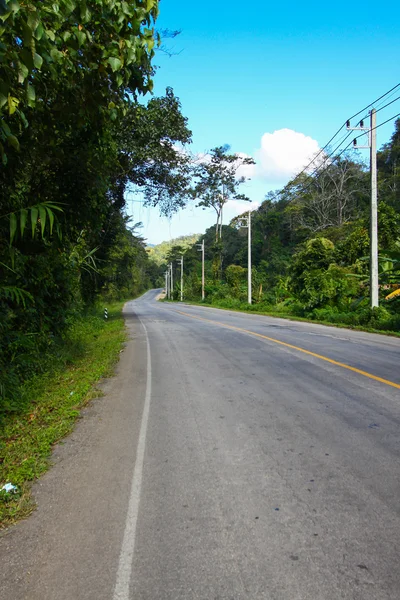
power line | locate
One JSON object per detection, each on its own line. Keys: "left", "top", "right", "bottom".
{"left": 347, "top": 82, "right": 400, "bottom": 122}
{"left": 291, "top": 83, "right": 400, "bottom": 181}
{"left": 374, "top": 94, "right": 400, "bottom": 115}
{"left": 351, "top": 111, "right": 400, "bottom": 147}
{"left": 296, "top": 112, "right": 400, "bottom": 197}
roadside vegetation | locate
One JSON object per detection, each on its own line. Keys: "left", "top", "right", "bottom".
{"left": 161, "top": 121, "right": 400, "bottom": 333}
{"left": 0, "top": 302, "right": 127, "bottom": 527}
{"left": 0, "top": 0, "right": 193, "bottom": 521}
{"left": 0, "top": 0, "right": 193, "bottom": 415}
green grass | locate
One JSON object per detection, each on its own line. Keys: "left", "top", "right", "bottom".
{"left": 0, "top": 301, "right": 127, "bottom": 528}
{"left": 174, "top": 299, "right": 400, "bottom": 338}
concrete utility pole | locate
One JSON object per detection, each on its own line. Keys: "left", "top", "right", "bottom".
{"left": 347, "top": 108, "right": 379, "bottom": 308}
{"left": 238, "top": 212, "right": 252, "bottom": 304}
{"left": 164, "top": 270, "right": 168, "bottom": 298}
{"left": 370, "top": 109, "right": 379, "bottom": 308}
{"left": 196, "top": 240, "right": 205, "bottom": 301}
{"left": 247, "top": 210, "right": 252, "bottom": 305}
{"left": 170, "top": 262, "right": 173, "bottom": 301}
{"left": 177, "top": 255, "right": 184, "bottom": 302}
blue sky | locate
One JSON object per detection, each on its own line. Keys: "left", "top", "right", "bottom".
{"left": 128, "top": 0, "right": 400, "bottom": 245}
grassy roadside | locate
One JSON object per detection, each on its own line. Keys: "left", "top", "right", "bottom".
{"left": 0, "top": 300, "right": 128, "bottom": 529}
{"left": 167, "top": 299, "right": 400, "bottom": 338}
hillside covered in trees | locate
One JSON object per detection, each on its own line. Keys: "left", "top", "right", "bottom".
{"left": 147, "top": 234, "right": 200, "bottom": 265}
{"left": 166, "top": 121, "right": 400, "bottom": 332}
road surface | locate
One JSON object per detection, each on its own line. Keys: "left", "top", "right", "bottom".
{"left": 1, "top": 289, "right": 400, "bottom": 599}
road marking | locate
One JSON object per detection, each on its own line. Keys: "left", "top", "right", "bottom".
{"left": 170, "top": 308, "right": 400, "bottom": 391}
{"left": 113, "top": 317, "right": 152, "bottom": 600}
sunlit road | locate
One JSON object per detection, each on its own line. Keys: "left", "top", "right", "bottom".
{"left": 1, "top": 289, "right": 400, "bottom": 600}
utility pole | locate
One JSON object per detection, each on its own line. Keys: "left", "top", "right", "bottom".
{"left": 370, "top": 109, "right": 378, "bottom": 308}
{"left": 247, "top": 210, "right": 252, "bottom": 304}
{"left": 196, "top": 240, "right": 205, "bottom": 301}
{"left": 170, "top": 262, "right": 173, "bottom": 301}
{"left": 164, "top": 270, "right": 168, "bottom": 298}
{"left": 238, "top": 211, "right": 252, "bottom": 304}
{"left": 177, "top": 255, "right": 184, "bottom": 302}
{"left": 347, "top": 108, "right": 379, "bottom": 307}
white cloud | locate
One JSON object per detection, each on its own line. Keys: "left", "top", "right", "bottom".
{"left": 226, "top": 199, "right": 260, "bottom": 214}
{"left": 255, "top": 128, "right": 322, "bottom": 181}
{"left": 234, "top": 152, "right": 257, "bottom": 179}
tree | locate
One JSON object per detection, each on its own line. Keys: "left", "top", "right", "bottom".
{"left": 0, "top": 0, "right": 160, "bottom": 160}
{"left": 192, "top": 145, "right": 255, "bottom": 241}
{"left": 119, "top": 88, "right": 193, "bottom": 217}
{"left": 288, "top": 156, "right": 367, "bottom": 233}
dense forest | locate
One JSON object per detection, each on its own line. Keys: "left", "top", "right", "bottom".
{"left": 164, "top": 121, "right": 400, "bottom": 331}
{"left": 0, "top": 0, "right": 192, "bottom": 413}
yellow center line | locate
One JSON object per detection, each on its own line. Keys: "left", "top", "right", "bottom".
{"left": 168, "top": 307, "right": 400, "bottom": 391}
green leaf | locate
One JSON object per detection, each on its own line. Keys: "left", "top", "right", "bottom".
{"left": 6, "top": 134, "right": 19, "bottom": 151}
{"left": 18, "top": 61, "right": 29, "bottom": 83}
{"left": 26, "top": 83, "right": 35, "bottom": 106}
{"left": 46, "top": 29, "right": 56, "bottom": 41}
{"left": 43, "top": 202, "right": 63, "bottom": 212}
{"left": 39, "top": 204, "right": 46, "bottom": 237}
{"left": 9, "top": 212, "right": 17, "bottom": 244}
{"left": 7, "top": 95, "right": 19, "bottom": 115}
{"left": 75, "top": 29, "right": 86, "bottom": 46}
{"left": 125, "top": 47, "right": 136, "bottom": 65}
{"left": 1, "top": 120, "right": 11, "bottom": 136}
{"left": 30, "top": 206, "right": 38, "bottom": 237}
{"left": 62, "top": 30, "right": 71, "bottom": 42}
{"left": 50, "top": 47, "right": 63, "bottom": 62}
{"left": 0, "top": 92, "right": 7, "bottom": 109}
{"left": 34, "top": 22, "right": 44, "bottom": 40}
{"left": 45, "top": 206, "right": 54, "bottom": 235}
{"left": 20, "top": 110, "right": 28, "bottom": 128}
{"left": 80, "top": 2, "right": 91, "bottom": 22}
{"left": 108, "top": 56, "right": 122, "bottom": 72}
{"left": 20, "top": 208, "right": 28, "bottom": 236}
{"left": 27, "top": 10, "right": 39, "bottom": 32}
{"left": 33, "top": 52, "right": 43, "bottom": 69}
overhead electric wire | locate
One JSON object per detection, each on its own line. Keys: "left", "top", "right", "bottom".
{"left": 373, "top": 94, "right": 400, "bottom": 115}
{"left": 290, "top": 83, "right": 400, "bottom": 183}
{"left": 296, "top": 112, "right": 400, "bottom": 197}
{"left": 346, "top": 82, "right": 400, "bottom": 123}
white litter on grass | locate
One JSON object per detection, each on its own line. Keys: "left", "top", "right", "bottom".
{"left": 1, "top": 483, "right": 18, "bottom": 493}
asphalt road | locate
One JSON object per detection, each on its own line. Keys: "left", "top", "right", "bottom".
{"left": 1, "top": 289, "right": 400, "bottom": 599}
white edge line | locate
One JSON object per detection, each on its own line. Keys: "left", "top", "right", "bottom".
{"left": 112, "top": 316, "right": 152, "bottom": 600}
